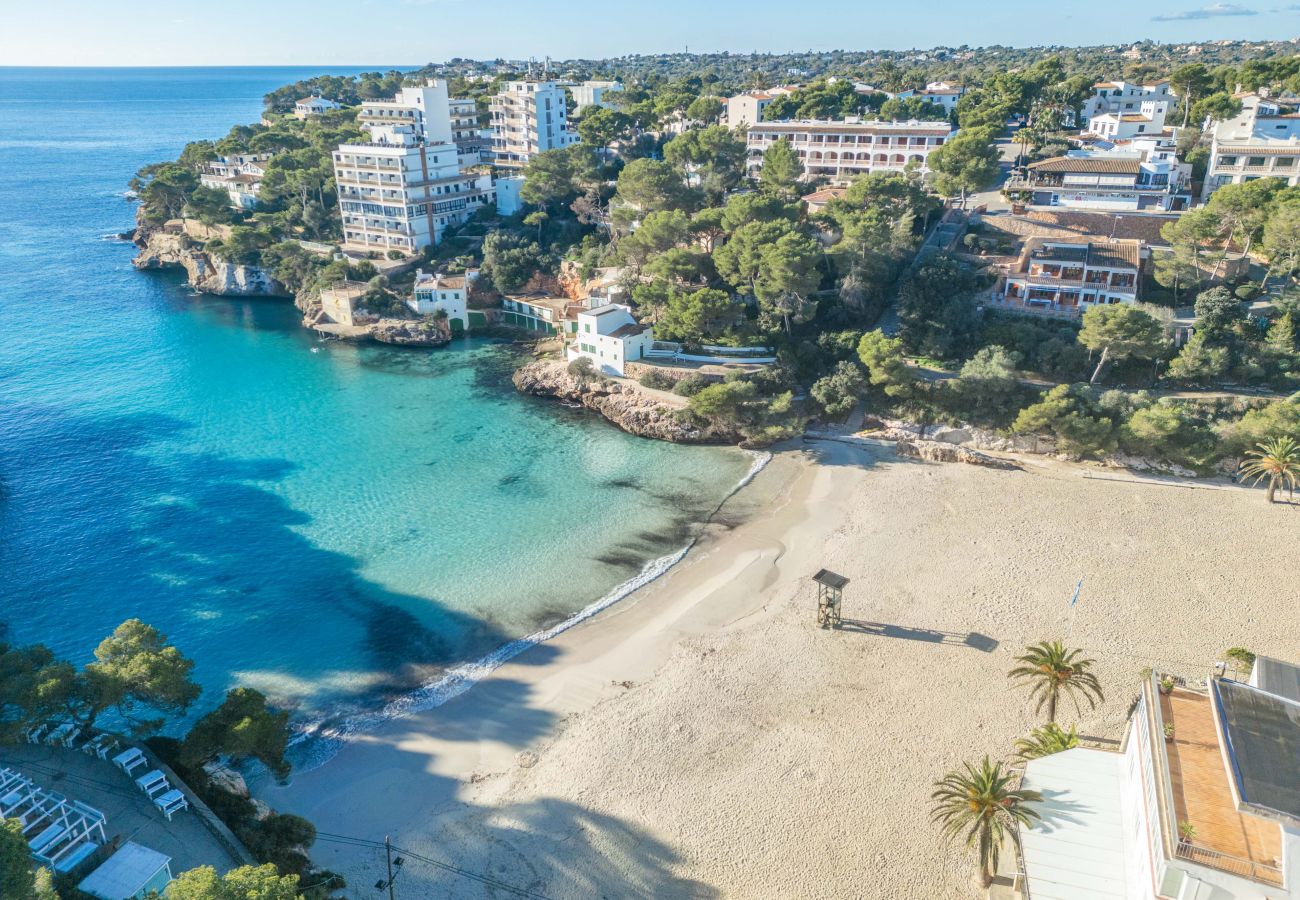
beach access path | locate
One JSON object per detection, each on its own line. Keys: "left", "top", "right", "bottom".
{"left": 262, "top": 439, "right": 1300, "bottom": 899}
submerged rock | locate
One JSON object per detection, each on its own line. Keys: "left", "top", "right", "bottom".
{"left": 513, "top": 360, "right": 742, "bottom": 444}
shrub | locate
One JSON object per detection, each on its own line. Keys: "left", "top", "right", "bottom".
{"left": 567, "top": 357, "right": 596, "bottom": 382}
{"left": 638, "top": 369, "right": 677, "bottom": 391}
{"left": 386, "top": 249, "right": 405, "bottom": 261}
{"left": 1234, "top": 283, "right": 1260, "bottom": 301}
{"left": 672, "top": 374, "right": 710, "bottom": 397}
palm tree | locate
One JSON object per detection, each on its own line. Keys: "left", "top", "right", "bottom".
{"left": 1014, "top": 722, "right": 1079, "bottom": 760}
{"left": 1239, "top": 437, "right": 1300, "bottom": 504}
{"left": 1009, "top": 641, "right": 1104, "bottom": 723}
{"left": 931, "top": 756, "right": 1042, "bottom": 887}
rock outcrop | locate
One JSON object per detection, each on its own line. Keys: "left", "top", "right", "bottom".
{"left": 513, "top": 360, "right": 742, "bottom": 444}
{"left": 369, "top": 318, "right": 451, "bottom": 347}
{"left": 133, "top": 224, "right": 284, "bottom": 297}
{"left": 894, "top": 439, "right": 1020, "bottom": 469}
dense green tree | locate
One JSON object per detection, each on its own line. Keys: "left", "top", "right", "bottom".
{"left": 1013, "top": 385, "right": 1117, "bottom": 457}
{"left": 810, "top": 361, "right": 867, "bottom": 419}
{"left": 1165, "top": 332, "right": 1231, "bottom": 384}
{"left": 132, "top": 163, "right": 200, "bottom": 223}
{"left": 1120, "top": 403, "right": 1219, "bottom": 470}
{"left": 644, "top": 247, "right": 713, "bottom": 285}
{"left": 663, "top": 125, "right": 748, "bottom": 203}
{"left": 856, "top": 330, "right": 916, "bottom": 398}
{"left": 612, "top": 158, "right": 697, "bottom": 228}
{"left": 758, "top": 139, "right": 804, "bottom": 200}
{"left": 180, "top": 688, "right": 292, "bottom": 780}
{"left": 1169, "top": 63, "right": 1214, "bottom": 127}
{"left": 685, "top": 95, "right": 723, "bottom": 124}
{"left": 1219, "top": 398, "right": 1300, "bottom": 455}
{"left": 520, "top": 146, "right": 601, "bottom": 211}
{"left": 576, "top": 107, "right": 634, "bottom": 152}
{"left": 720, "top": 192, "right": 799, "bottom": 233}
{"left": 617, "top": 209, "right": 690, "bottom": 269}
{"left": 879, "top": 96, "right": 950, "bottom": 121}
{"left": 0, "top": 643, "right": 78, "bottom": 743}
{"left": 897, "top": 257, "right": 983, "bottom": 359}
{"left": 83, "top": 619, "right": 200, "bottom": 736}
{"left": 1077, "top": 305, "right": 1166, "bottom": 385}
{"left": 947, "top": 345, "right": 1028, "bottom": 425}
{"left": 1009, "top": 640, "right": 1104, "bottom": 723}
{"left": 481, "top": 231, "right": 543, "bottom": 292}
{"left": 927, "top": 127, "right": 1000, "bottom": 206}
{"left": 164, "top": 864, "right": 299, "bottom": 900}
{"left": 656, "top": 287, "right": 740, "bottom": 344}
{"left": 1263, "top": 204, "right": 1300, "bottom": 289}
{"left": 1190, "top": 92, "right": 1243, "bottom": 125}
{"left": 753, "top": 230, "right": 824, "bottom": 335}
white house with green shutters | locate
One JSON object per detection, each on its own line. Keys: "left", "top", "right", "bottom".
{"left": 410, "top": 268, "right": 477, "bottom": 334}
{"left": 566, "top": 304, "right": 653, "bottom": 376}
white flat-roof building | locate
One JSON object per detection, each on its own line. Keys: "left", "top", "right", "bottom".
{"left": 1082, "top": 80, "right": 1176, "bottom": 129}
{"left": 1086, "top": 100, "right": 1172, "bottom": 142}
{"left": 1007, "top": 141, "right": 1191, "bottom": 211}
{"left": 897, "top": 81, "right": 965, "bottom": 114}
{"left": 571, "top": 80, "right": 622, "bottom": 111}
{"left": 449, "top": 97, "right": 488, "bottom": 167}
{"left": 566, "top": 304, "right": 653, "bottom": 376}
{"left": 489, "top": 81, "right": 578, "bottom": 169}
{"left": 1203, "top": 93, "right": 1300, "bottom": 199}
{"left": 745, "top": 118, "right": 955, "bottom": 182}
{"left": 1015, "top": 661, "right": 1300, "bottom": 899}
{"left": 495, "top": 174, "right": 526, "bottom": 216}
{"left": 335, "top": 80, "right": 494, "bottom": 255}
{"left": 723, "top": 86, "right": 800, "bottom": 128}
{"left": 410, "top": 269, "right": 477, "bottom": 334}
{"left": 294, "top": 96, "right": 340, "bottom": 120}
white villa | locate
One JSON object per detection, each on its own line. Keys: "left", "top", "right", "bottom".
{"left": 896, "top": 81, "right": 966, "bottom": 114}
{"left": 571, "top": 80, "right": 623, "bottom": 111}
{"left": 293, "top": 96, "right": 340, "bottom": 120}
{"left": 1082, "top": 80, "right": 1176, "bottom": 129}
{"left": 1014, "top": 656, "right": 1300, "bottom": 899}
{"left": 746, "top": 118, "right": 955, "bottom": 182}
{"left": 410, "top": 269, "right": 477, "bottom": 334}
{"left": 1007, "top": 140, "right": 1191, "bottom": 212}
{"left": 199, "top": 153, "right": 271, "bottom": 210}
{"left": 567, "top": 304, "right": 653, "bottom": 376}
{"left": 1086, "top": 100, "right": 1172, "bottom": 142}
{"left": 723, "top": 86, "right": 801, "bottom": 128}
{"left": 992, "top": 236, "right": 1144, "bottom": 318}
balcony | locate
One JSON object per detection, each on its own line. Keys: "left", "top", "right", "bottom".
{"left": 1158, "top": 686, "right": 1284, "bottom": 887}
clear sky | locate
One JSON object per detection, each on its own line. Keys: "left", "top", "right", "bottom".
{"left": 1, "top": 0, "right": 1297, "bottom": 66}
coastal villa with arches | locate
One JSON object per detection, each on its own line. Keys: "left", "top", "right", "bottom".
{"left": 745, "top": 118, "right": 956, "bottom": 183}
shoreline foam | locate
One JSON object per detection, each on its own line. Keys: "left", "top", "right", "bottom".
{"left": 289, "top": 449, "right": 772, "bottom": 771}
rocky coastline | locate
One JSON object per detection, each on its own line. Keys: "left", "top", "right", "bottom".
{"left": 132, "top": 219, "right": 285, "bottom": 297}
{"left": 513, "top": 359, "right": 744, "bottom": 444}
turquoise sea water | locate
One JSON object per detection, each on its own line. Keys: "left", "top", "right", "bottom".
{"left": 0, "top": 68, "right": 752, "bottom": 742}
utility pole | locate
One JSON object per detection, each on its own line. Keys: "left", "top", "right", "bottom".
{"left": 375, "top": 836, "right": 404, "bottom": 898}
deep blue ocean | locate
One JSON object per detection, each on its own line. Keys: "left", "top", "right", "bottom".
{"left": 0, "top": 67, "right": 751, "bottom": 741}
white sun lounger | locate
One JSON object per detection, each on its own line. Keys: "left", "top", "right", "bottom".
{"left": 153, "top": 789, "right": 188, "bottom": 821}
{"left": 135, "top": 769, "right": 169, "bottom": 799}
{"left": 112, "top": 747, "right": 147, "bottom": 775}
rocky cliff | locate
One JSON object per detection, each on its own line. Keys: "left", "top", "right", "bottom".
{"left": 513, "top": 360, "right": 742, "bottom": 444}
{"left": 369, "top": 318, "right": 451, "bottom": 347}
{"left": 133, "top": 224, "right": 285, "bottom": 297}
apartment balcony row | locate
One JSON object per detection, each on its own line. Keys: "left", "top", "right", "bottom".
{"left": 1004, "top": 174, "right": 1173, "bottom": 193}
{"left": 751, "top": 134, "right": 942, "bottom": 148}
{"left": 1211, "top": 161, "right": 1300, "bottom": 175}
{"left": 342, "top": 217, "right": 415, "bottom": 236}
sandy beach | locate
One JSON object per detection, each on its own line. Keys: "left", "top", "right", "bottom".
{"left": 262, "top": 440, "right": 1300, "bottom": 899}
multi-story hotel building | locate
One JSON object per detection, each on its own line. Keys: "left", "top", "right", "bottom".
{"left": 334, "top": 80, "right": 493, "bottom": 256}
{"left": 1005, "top": 140, "right": 1191, "bottom": 212}
{"left": 723, "top": 86, "right": 800, "bottom": 128}
{"left": 991, "top": 236, "right": 1144, "bottom": 318}
{"left": 1202, "top": 93, "right": 1300, "bottom": 200}
{"left": 745, "top": 118, "right": 955, "bottom": 182}
{"left": 489, "top": 81, "right": 578, "bottom": 168}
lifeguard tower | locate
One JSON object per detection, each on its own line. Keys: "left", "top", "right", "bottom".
{"left": 813, "top": 569, "right": 849, "bottom": 629}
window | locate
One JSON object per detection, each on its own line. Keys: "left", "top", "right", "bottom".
{"left": 1276, "top": 157, "right": 1295, "bottom": 168}
{"left": 1219, "top": 156, "right": 1237, "bottom": 167}
{"left": 1249, "top": 157, "right": 1267, "bottom": 167}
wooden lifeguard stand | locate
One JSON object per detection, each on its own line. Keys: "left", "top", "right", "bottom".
{"left": 813, "top": 569, "right": 849, "bottom": 629}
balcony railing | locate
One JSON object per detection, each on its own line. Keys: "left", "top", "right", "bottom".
{"left": 1174, "top": 841, "right": 1284, "bottom": 887}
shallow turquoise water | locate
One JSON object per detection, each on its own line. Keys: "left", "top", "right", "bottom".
{"left": 0, "top": 67, "right": 750, "bottom": 729}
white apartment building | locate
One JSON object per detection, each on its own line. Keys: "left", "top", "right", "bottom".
{"left": 1086, "top": 100, "right": 1172, "bottom": 142}
{"left": 293, "top": 96, "right": 340, "bottom": 120}
{"left": 571, "top": 80, "right": 622, "bottom": 111}
{"left": 1015, "top": 658, "right": 1300, "bottom": 899}
{"left": 566, "top": 304, "right": 653, "bottom": 376}
{"left": 746, "top": 118, "right": 955, "bottom": 181}
{"left": 723, "top": 86, "right": 801, "bottom": 128}
{"left": 1082, "top": 80, "right": 1176, "bottom": 129}
{"left": 896, "top": 81, "right": 965, "bottom": 114}
{"left": 449, "top": 97, "right": 488, "bottom": 167}
{"left": 199, "top": 153, "right": 271, "bottom": 209}
{"left": 489, "top": 81, "right": 578, "bottom": 168}
{"left": 992, "top": 236, "right": 1144, "bottom": 318}
{"left": 357, "top": 83, "right": 453, "bottom": 145}
{"left": 1203, "top": 93, "right": 1300, "bottom": 199}
{"left": 1007, "top": 140, "right": 1191, "bottom": 211}
{"left": 335, "top": 80, "right": 494, "bottom": 256}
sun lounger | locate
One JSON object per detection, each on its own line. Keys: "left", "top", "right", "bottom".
{"left": 135, "top": 769, "right": 169, "bottom": 799}
{"left": 153, "top": 789, "right": 188, "bottom": 821}
{"left": 112, "top": 747, "right": 147, "bottom": 775}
